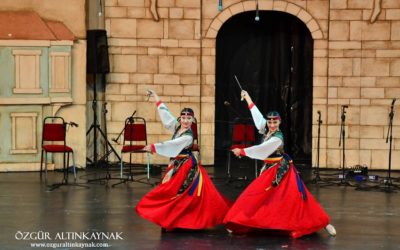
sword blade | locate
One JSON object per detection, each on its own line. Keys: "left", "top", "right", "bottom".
{"left": 234, "top": 75, "right": 243, "bottom": 90}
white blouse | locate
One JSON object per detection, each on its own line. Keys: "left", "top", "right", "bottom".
{"left": 151, "top": 102, "right": 193, "bottom": 158}
{"left": 242, "top": 104, "right": 283, "bottom": 160}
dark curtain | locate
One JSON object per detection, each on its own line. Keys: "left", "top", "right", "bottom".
{"left": 215, "top": 11, "right": 313, "bottom": 168}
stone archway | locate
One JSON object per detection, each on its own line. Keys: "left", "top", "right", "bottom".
{"left": 200, "top": 1, "right": 325, "bottom": 167}
{"left": 205, "top": 1, "right": 323, "bottom": 40}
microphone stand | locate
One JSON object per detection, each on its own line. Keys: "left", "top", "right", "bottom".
{"left": 311, "top": 111, "right": 322, "bottom": 183}
{"left": 337, "top": 105, "right": 354, "bottom": 187}
{"left": 365, "top": 99, "right": 400, "bottom": 192}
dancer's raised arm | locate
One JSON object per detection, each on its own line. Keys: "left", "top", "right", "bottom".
{"left": 241, "top": 90, "right": 266, "bottom": 134}
{"left": 147, "top": 89, "right": 177, "bottom": 133}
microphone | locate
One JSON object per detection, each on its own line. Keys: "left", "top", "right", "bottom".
{"left": 70, "top": 122, "right": 79, "bottom": 127}
{"left": 224, "top": 100, "right": 241, "bottom": 118}
{"left": 255, "top": 0, "right": 260, "bottom": 21}
{"left": 392, "top": 98, "right": 396, "bottom": 106}
{"left": 317, "top": 110, "right": 321, "bottom": 115}
{"left": 342, "top": 105, "right": 348, "bottom": 108}
{"left": 98, "top": 0, "right": 103, "bottom": 16}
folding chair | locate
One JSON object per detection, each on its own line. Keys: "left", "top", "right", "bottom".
{"left": 40, "top": 117, "right": 77, "bottom": 184}
{"left": 226, "top": 118, "right": 258, "bottom": 181}
{"left": 113, "top": 117, "right": 152, "bottom": 187}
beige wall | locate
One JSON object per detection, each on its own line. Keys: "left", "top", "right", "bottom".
{"left": 0, "top": 0, "right": 86, "bottom": 38}
{"left": 104, "top": 0, "right": 400, "bottom": 170}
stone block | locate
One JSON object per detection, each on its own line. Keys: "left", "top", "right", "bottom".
{"left": 174, "top": 56, "right": 198, "bottom": 74}
{"left": 361, "top": 88, "right": 384, "bottom": 98}
{"left": 105, "top": 7, "right": 127, "bottom": 17}
{"left": 343, "top": 77, "right": 361, "bottom": 87}
{"left": 201, "top": 103, "right": 215, "bottom": 122}
{"left": 175, "top": 0, "right": 200, "bottom": 7}
{"left": 137, "top": 55, "right": 158, "bottom": 73}
{"left": 183, "top": 85, "right": 200, "bottom": 96}
{"left": 158, "top": 56, "right": 174, "bottom": 74}
{"left": 108, "top": 73, "right": 130, "bottom": 83}
{"left": 130, "top": 73, "right": 153, "bottom": 84}
{"left": 314, "top": 58, "right": 328, "bottom": 76}
{"left": 127, "top": 7, "right": 146, "bottom": 18}
{"left": 390, "top": 59, "right": 400, "bottom": 76}
{"left": 118, "top": 0, "right": 145, "bottom": 6}
{"left": 306, "top": 0, "right": 329, "bottom": 20}
{"left": 385, "top": 88, "right": 400, "bottom": 98}
{"left": 137, "top": 19, "right": 164, "bottom": 38}
{"left": 202, "top": 56, "right": 215, "bottom": 74}
{"left": 360, "top": 77, "right": 376, "bottom": 87}
{"left": 329, "top": 21, "right": 349, "bottom": 41}
{"left": 376, "top": 77, "right": 400, "bottom": 87}
{"left": 359, "top": 126, "right": 384, "bottom": 139}
{"left": 329, "top": 41, "right": 361, "bottom": 50}
{"left": 111, "top": 102, "right": 137, "bottom": 121}
{"left": 329, "top": 58, "right": 353, "bottom": 76}
{"left": 362, "top": 22, "right": 391, "bottom": 40}
{"left": 112, "top": 54, "right": 137, "bottom": 72}
{"left": 110, "top": 19, "right": 136, "bottom": 38}
{"left": 137, "top": 39, "right": 161, "bottom": 47}
{"left": 120, "top": 83, "right": 136, "bottom": 94}
{"left": 154, "top": 74, "right": 180, "bottom": 84}
{"left": 201, "top": 85, "right": 215, "bottom": 97}
{"left": 392, "top": 21, "right": 400, "bottom": 40}
{"left": 137, "top": 84, "right": 163, "bottom": 95}
{"left": 360, "top": 106, "right": 388, "bottom": 125}
{"left": 169, "top": 20, "right": 195, "bottom": 39}
{"left": 169, "top": 8, "right": 184, "bottom": 19}
{"left": 331, "top": 10, "right": 362, "bottom": 20}
{"left": 348, "top": 0, "right": 373, "bottom": 8}
{"left": 161, "top": 39, "right": 179, "bottom": 47}
{"left": 184, "top": 8, "right": 201, "bottom": 19}
{"left": 314, "top": 76, "right": 328, "bottom": 86}
{"left": 386, "top": 9, "right": 400, "bottom": 20}
{"left": 382, "top": 0, "right": 400, "bottom": 7}
{"left": 330, "top": 0, "right": 347, "bottom": 9}
{"left": 361, "top": 58, "right": 390, "bottom": 77}
{"left": 326, "top": 149, "right": 341, "bottom": 168}
{"left": 360, "top": 138, "right": 387, "bottom": 150}
{"left": 164, "top": 85, "right": 183, "bottom": 96}
{"left": 313, "top": 87, "right": 327, "bottom": 98}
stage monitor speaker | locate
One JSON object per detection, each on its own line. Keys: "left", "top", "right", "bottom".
{"left": 87, "top": 29, "right": 110, "bottom": 74}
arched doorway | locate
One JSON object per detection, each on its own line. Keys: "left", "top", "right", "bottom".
{"left": 214, "top": 11, "right": 313, "bottom": 173}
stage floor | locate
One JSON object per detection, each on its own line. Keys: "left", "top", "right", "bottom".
{"left": 0, "top": 168, "right": 399, "bottom": 250}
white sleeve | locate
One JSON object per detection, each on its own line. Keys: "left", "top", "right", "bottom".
{"left": 152, "top": 135, "right": 193, "bottom": 158}
{"left": 157, "top": 102, "right": 178, "bottom": 133}
{"left": 243, "top": 137, "right": 282, "bottom": 160}
{"left": 249, "top": 104, "right": 267, "bottom": 134}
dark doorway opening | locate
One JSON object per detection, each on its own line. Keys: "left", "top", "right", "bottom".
{"left": 214, "top": 11, "right": 313, "bottom": 174}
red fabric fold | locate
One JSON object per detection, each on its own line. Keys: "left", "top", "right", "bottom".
{"left": 224, "top": 163, "right": 330, "bottom": 238}
{"left": 136, "top": 158, "right": 231, "bottom": 230}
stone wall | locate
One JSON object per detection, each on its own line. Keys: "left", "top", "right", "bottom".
{"left": 104, "top": 0, "right": 400, "bottom": 169}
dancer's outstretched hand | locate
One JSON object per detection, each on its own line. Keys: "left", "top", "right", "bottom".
{"left": 241, "top": 90, "right": 252, "bottom": 104}
{"left": 231, "top": 148, "right": 242, "bottom": 158}
{"left": 147, "top": 89, "right": 160, "bottom": 102}
{"left": 143, "top": 145, "right": 152, "bottom": 153}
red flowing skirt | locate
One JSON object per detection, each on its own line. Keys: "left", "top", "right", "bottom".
{"left": 224, "top": 162, "right": 330, "bottom": 238}
{"left": 136, "top": 157, "right": 231, "bottom": 230}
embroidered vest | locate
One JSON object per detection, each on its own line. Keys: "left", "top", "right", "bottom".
{"left": 172, "top": 126, "right": 194, "bottom": 154}
{"left": 263, "top": 130, "right": 284, "bottom": 158}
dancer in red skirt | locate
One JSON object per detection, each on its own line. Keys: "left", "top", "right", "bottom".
{"left": 137, "top": 90, "right": 231, "bottom": 231}
{"left": 224, "top": 90, "right": 336, "bottom": 238}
